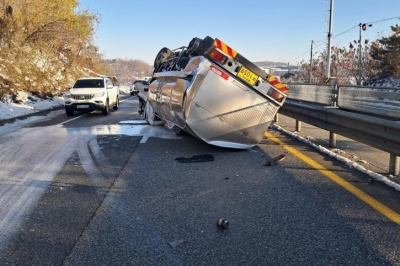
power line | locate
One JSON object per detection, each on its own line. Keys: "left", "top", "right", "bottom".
{"left": 333, "top": 25, "right": 359, "bottom": 39}
{"left": 333, "top": 15, "right": 400, "bottom": 39}
{"left": 367, "top": 15, "right": 400, "bottom": 25}
{"left": 289, "top": 49, "right": 311, "bottom": 63}
{"left": 289, "top": 40, "right": 326, "bottom": 64}
{"left": 289, "top": 14, "right": 400, "bottom": 64}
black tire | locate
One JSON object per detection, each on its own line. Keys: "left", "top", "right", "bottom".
{"left": 194, "top": 36, "right": 215, "bottom": 56}
{"left": 102, "top": 100, "right": 109, "bottom": 115}
{"left": 113, "top": 96, "right": 119, "bottom": 110}
{"left": 65, "top": 109, "right": 74, "bottom": 116}
{"left": 186, "top": 37, "right": 203, "bottom": 56}
{"left": 153, "top": 47, "right": 172, "bottom": 71}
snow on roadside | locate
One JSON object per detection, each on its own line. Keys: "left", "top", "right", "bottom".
{"left": 0, "top": 93, "right": 64, "bottom": 120}
{"left": 272, "top": 124, "right": 400, "bottom": 191}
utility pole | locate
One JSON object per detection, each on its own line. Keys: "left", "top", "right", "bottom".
{"left": 309, "top": 40, "right": 313, "bottom": 83}
{"left": 326, "top": 0, "right": 334, "bottom": 80}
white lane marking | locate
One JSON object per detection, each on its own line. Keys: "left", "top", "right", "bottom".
{"left": 59, "top": 113, "right": 89, "bottom": 125}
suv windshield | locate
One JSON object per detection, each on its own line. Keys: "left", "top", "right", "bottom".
{"left": 134, "top": 80, "right": 150, "bottom": 85}
{"left": 73, "top": 79, "right": 104, "bottom": 88}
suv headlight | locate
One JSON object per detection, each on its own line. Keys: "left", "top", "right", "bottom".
{"left": 64, "top": 92, "right": 72, "bottom": 98}
{"left": 94, "top": 91, "right": 105, "bottom": 97}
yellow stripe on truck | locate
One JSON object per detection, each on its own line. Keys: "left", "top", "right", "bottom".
{"left": 214, "top": 38, "right": 237, "bottom": 58}
{"left": 268, "top": 76, "right": 289, "bottom": 94}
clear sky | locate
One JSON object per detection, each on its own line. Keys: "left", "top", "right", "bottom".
{"left": 77, "top": 0, "right": 400, "bottom": 65}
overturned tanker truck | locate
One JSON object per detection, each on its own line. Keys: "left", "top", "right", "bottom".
{"left": 137, "top": 36, "right": 289, "bottom": 149}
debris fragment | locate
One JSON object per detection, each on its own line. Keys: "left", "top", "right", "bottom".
{"left": 169, "top": 239, "right": 185, "bottom": 248}
{"left": 264, "top": 154, "right": 285, "bottom": 166}
{"left": 217, "top": 218, "right": 229, "bottom": 229}
{"left": 353, "top": 178, "right": 375, "bottom": 184}
{"left": 175, "top": 154, "right": 214, "bottom": 163}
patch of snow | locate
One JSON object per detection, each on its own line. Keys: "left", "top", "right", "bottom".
{"left": 0, "top": 94, "right": 64, "bottom": 120}
{"left": 306, "top": 135, "right": 316, "bottom": 141}
{"left": 331, "top": 148, "right": 346, "bottom": 154}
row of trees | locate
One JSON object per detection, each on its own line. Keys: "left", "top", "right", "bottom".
{"left": 105, "top": 59, "right": 154, "bottom": 85}
{"left": 0, "top": 0, "right": 109, "bottom": 101}
{"left": 296, "top": 24, "right": 400, "bottom": 85}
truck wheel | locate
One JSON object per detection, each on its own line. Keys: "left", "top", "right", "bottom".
{"left": 153, "top": 47, "right": 172, "bottom": 71}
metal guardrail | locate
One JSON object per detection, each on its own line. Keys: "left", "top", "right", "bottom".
{"left": 281, "top": 83, "right": 400, "bottom": 176}
{"left": 338, "top": 86, "right": 400, "bottom": 119}
{"left": 285, "top": 83, "right": 333, "bottom": 105}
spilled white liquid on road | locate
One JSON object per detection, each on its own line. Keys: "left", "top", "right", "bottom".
{"left": 0, "top": 122, "right": 180, "bottom": 252}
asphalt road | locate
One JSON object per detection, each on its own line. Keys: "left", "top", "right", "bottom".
{"left": 0, "top": 92, "right": 399, "bottom": 265}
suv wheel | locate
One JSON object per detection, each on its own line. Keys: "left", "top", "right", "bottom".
{"left": 102, "top": 99, "right": 109, "bottom": 115}
{"left": 113, "top": 96, "right": 119, "bottom": 110}
{"left": 66, "top": 109, "right": 74, "bottom": 116}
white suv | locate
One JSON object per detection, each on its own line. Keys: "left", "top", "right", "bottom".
{"left": 64, "top": 77, "right": 119, "bottom": 116}
{"left": 130, "top": 79, "right": 150, "bottom": 96}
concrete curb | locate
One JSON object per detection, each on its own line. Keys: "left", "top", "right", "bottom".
{"left": 0, "top": 105, "right": 64, "bottom": 127}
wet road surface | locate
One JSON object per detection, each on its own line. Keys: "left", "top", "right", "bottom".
{"left": 0, "top": 95, "right": 399, "bottom": 265}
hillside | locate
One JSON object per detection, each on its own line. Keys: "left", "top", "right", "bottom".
{"left": 105, "top": 59, "right": 154, "bottom": 85}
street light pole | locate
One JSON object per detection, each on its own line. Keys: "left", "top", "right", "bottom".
{"left": 358, "top": 23, "right": 362, "bottom": 85}
{"left": 326, "top": 0, "right": 334, "bottom": 80}
{"left": 358, "top": 23, "right": 372, "bottom": 85}
{"left": 309, "top": 40, "right": 313, "bottom": 83}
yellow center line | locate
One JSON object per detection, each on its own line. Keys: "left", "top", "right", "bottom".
{"left": 264, "top": 131, "right": 400, "bottom": 225}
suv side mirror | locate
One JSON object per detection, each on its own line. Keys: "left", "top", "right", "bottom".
{"left": 107, "top": 84, "right": 113, "bottom": 89}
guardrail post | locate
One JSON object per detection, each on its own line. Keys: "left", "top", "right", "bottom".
{"left": 274, "top": 114, "right": 279, "bottom": 123}
{"left": 331, "top": 83, "right": 338, "bottom": 108}
{"left": 328, "top": 82, "right": 338, "bottom": 147}
{"left": 329, "top": 132, "right": 336, "bottom": 147}
{"left": 296, "top": 120, "right": 301, "bottom": 132}
{"left": 389, "top": 154, "right": 399, "bottom": 176}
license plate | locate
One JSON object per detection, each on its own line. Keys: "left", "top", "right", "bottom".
{"left": 77, "top": 105, "right": 89, "bottom": 108}
{"left": 237, "top": 66, "right": 258, "bottom": 86}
